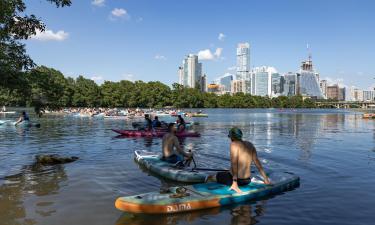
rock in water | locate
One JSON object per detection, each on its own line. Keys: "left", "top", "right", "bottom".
{"left": 36, "top": 154, "right": 79, "bottom": 165}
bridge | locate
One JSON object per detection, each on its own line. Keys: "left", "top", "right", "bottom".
{"left": 315, "top": 101, "right": 375, "bottom": 109}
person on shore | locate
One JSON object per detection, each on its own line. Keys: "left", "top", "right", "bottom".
{"left": 15, "top": 111, "right": 30, "bottom": 125}
{"left": 144, "top": 114, "right": 152, "bottom": 131}
{"left": 214, "top": 127, "right": 270, "bottom": 193}
{"left": 162, "top": 123, "right": 192, "bottom": 164}
{"left": 2, "top": 106, "right": 6, "bottom": 112}
{"left": 152, "top": 116, "right": 162, "bottom": 128}
{"left": 176, "top": 115, "right": 186, "bottom": 132}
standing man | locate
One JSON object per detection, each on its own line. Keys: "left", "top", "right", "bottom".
{"left": 216, "top": 127, "right": 270, "bottom": 193}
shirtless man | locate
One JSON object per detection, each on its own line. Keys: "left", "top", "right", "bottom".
{"left": 162, "top": 123, "right": 192, "bottom": 164}
{"left": 216, "top": 127, "right": 270, "bottom": 193}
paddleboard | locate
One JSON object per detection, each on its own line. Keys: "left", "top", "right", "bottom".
{"left": 115, "top": 171, "right": 299, "bottom": 214}
{"left": 135, "top": 150, "right": 208, "bottom": 183}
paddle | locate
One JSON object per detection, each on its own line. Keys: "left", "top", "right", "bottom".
{"left": 192, "top": 168, "right": 229, "bottom": 172}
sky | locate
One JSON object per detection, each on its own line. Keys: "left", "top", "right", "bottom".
{"left": 24, "top": 0, "right": 375, "bottom": 90}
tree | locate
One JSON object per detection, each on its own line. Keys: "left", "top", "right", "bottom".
{"left": 0, "top": 0, "right": 71, "bottom": 88}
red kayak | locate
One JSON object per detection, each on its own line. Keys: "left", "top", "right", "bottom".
{"left": 112, "top": 129, "right": 201, "bottom": 137}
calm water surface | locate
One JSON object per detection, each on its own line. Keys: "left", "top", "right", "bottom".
{"left": 0, "top": 109, "right": 374, "bottom": 225}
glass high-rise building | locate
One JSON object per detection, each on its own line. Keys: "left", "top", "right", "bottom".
{"left": 282, "top": 72, "right": 297, "bottom": 96}
{"left": 178, "top": 54, "right": 203, "bottom": 89}
{"left": 219, "top": 74, "right": 233, "bottom": 93}
{"left": 236, "top": 43, "right": 250, "bottom": 80}
{"left": 297, "top": 57, "right": 325, "bottom": 99}
{"left": 251, "top": 66, "right": 276, "bottom": 97}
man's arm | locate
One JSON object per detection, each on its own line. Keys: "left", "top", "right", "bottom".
{"left": 174, "top": 137, "right": 191, "bottom": 158}
{"left": 252, "top": 149, "right": 271, "bottom": 184}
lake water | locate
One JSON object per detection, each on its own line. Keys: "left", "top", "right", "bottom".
{"left": 0, "top": 108, "right": 374, "bottom": 225}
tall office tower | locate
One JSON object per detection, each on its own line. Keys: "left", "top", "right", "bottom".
{"left": 326, "top": 85, "right": 340, "bottom": 100}
{"left": 251, "top": 66, "right": 276, "bottom": 97}
{"left": 297, "top": 54, "right": 325, "bottom": 99}
{"left": 271, "top": 73, "right": 282, "bottom": 96}
{"left": 178, "top": 54, "right": 203, "bottom": 89}
{"left": 200, "top": 74, "right": 207, "bottom": 92}
{"left": 282, "top": 72, "right": 297, "bottom": 96}
{"left": 320, "top": 80, "right": 328, "bottom": 98}
{"left": 236, "top": 43, "right": 250, "bottom": 80}
{"left": 338, "top": 87, "right": 346, "bottom": 101}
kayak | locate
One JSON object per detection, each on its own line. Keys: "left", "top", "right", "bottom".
{"left": 134, "top": 150, "right": 208, "bottom": 183}
{"left": 12, "top": 121, "right": 41, "bottom": 127}
{"left": 104, "top": 115, "right": 128, "bottom": 119}
{"left": 115, "top": 171, "right": 299, "bottom": 214}
{"left": 112, "top": 129, "right": 201, "bottom": 138}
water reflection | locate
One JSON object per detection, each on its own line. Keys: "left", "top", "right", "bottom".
{"left": 0, "top": 162, "right": 68, "bottom": 225}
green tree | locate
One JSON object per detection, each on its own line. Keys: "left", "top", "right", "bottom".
{"left": 0, "top": 0, "right": 71, "bottom": 88}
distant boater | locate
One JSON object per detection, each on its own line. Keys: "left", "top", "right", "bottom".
{"left": 161, "top": 123, "right": 192, "bottom": 164}
{"left": 15, "top": 111, "right": 30, "bottom": 125}
{"left": 214, "top": 127, "right": 270, "bottom": 193}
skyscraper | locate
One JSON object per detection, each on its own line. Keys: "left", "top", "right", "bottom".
{"left": 178, "top": 54, "right": 203, "bottom": 89}
{"left": 282, "top": 72, "right": 297, "bottom": 96}
{"left": 251, "top": 66, "right": 276, "bottom": 97}
{"left": 297, "top": 55, "right": 325, "bottom": 99}
{"left": 236, "top": 43, "right": 250, "bottom": 80}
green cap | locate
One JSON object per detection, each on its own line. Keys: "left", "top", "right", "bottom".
{"left": 228, "top": 127, "right": 243, "bottom": 140}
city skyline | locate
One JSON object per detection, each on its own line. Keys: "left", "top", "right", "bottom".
{"left": 24, "top": 0, "right": 375, "bottom": 90}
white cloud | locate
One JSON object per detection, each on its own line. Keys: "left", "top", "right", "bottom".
{"left": 214, "top": 48, "right": 223, "bottom": 57}
{"left": 31, "top": 29, "right": 69, "bottom": 41}
{"left": 137, "top": 17, "right": 143, "bottom": 22}
{"left": 218, "top": 33, "right": 226, "bottom": 41}
{"left": 92, "top": 0, "right": 105, "bottom": 7}
{"left": 122, "top": 73, "right": 135, "bottom": 81}
{"left": 154, "top": 54, "right": 167, "bottom": 60}
{"left": 197, "top": 48, "right": 223, "bottom": 61}
{"left": 109, "top": 8, "right": 130, "bottom": 21}
{"left": 91, "top": 76, "right": 104, "bottom": 84}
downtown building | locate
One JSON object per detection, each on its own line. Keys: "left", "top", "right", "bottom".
{"left": 178, "top": 54, "right": 206, "bottom": 92}
{"left": 231, "top": 43, "right": 251, "bottom": 94}
{"left": 212, "top": 73, "right": 233, "bottom": 95}
{"left": 296, "top": 55, "right": 325, "bottom": 99}
{"left": 326, "top": 84, "right": 346, "bottom": 101}
{"left": 250, "top": 66, "right": 279, "bottom": 97}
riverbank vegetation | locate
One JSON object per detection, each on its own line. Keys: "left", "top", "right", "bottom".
{"left": 0, "top": 66, "right": 316, "bottom": 109}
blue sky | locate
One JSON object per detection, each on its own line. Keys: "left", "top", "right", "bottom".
{"left": 25, "top": 0, "right": 375, "bottom": 89}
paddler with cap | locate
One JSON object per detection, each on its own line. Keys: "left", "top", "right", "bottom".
{"left": 214, "top": 127, "right": 271, "bottom": 193}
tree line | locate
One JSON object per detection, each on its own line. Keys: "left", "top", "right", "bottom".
{"left": 0, "top": 66, "right": 317, "bottom": 109}
{"left": 0, "top": 1, "right": 316, "bottom": 110}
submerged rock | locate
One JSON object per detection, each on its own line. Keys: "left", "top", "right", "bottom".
{"left": 36, "top": 154, "right": 79, "bottom": 165}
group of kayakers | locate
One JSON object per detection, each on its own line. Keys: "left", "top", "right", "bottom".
{"left": 161, "top": 123, "right": 270, "bottom": 193}
{"left": 141, "top": 114, "right": 187, "bottom": 132}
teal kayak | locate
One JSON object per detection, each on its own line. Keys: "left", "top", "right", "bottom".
{"left": 135, "top": 150, "right": 208, "bottom": 183}
{"left": 115, "top": 171, "right": 299, "bottom": 214}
